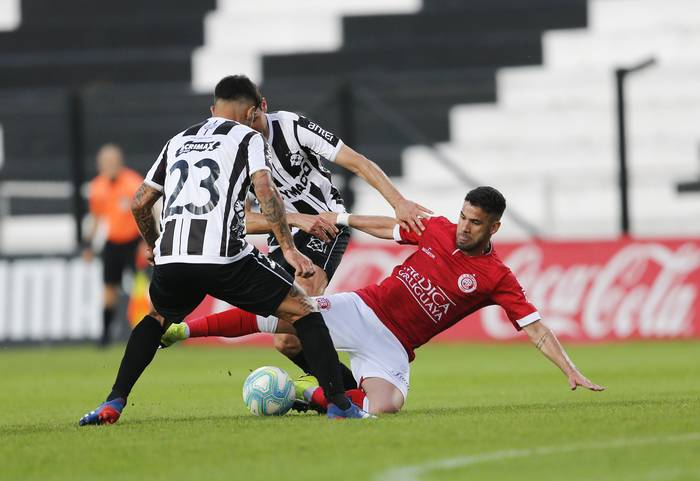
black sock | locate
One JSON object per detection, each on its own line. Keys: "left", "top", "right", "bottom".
{"left": 106, "top": 315, "right": 164, "bottom": 402}
{"left": 290, "top": 351, "right": 356, "bottom": 390}
{"left": 289, "top": 351, "right": 311, "bottom": 373}
{"left": 101, "top": 307, "right": 115, "bottom": 346}
{"left": 293, "top": 312, "right": 350, "bottom": 410}
{"left": 340, "top": 363, "right": 357, "bottom": 390}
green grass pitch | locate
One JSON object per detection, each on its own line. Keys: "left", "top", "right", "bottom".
{"left": 1, "top": 340, "right": 699, "bottom": 481}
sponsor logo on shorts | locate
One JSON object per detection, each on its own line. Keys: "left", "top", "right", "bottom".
{"left": 307, "top": 237, "right": 327, "bottom": 254}
{"left": 316, "top": 297, "right": 331, "bottom": 310}
{"left": 458, "top": 273, "right": 477, "bottom": 294}
{"left": 392, "top": 370, "right": 409, "bottom": 389}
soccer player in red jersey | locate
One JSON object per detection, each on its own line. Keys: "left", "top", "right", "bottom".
{"left": 162, "top": 186, "right": 604, "bottom": 414}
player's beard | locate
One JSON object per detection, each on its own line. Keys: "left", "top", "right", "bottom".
{"left": 457, "top": 233, "right": 484, "bottom": 252}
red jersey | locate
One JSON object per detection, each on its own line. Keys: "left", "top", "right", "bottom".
{"left": 356, "top": 217, "right": 540, "bottom": 361}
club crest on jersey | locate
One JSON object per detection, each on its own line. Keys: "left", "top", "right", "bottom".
{"left": 288, "top": 151, "right": 304, "bottom": 167}
{"left": 458, "top": 273, "right": 478, "bottom": 294}
{"left": 307, "top": 237, "right": 327, "bottom": 254}
{"left": 316, "top": 297, "right": 331, "bottom": 311}
{"left": 176, "top": 140, "right": 220, "bottom": 156}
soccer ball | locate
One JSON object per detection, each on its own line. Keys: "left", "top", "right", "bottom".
{"left": 242, "top": 366, "right": 295, "bottom": 416}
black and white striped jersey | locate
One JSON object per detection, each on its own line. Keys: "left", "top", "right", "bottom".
{"left": 260, "top": 111, "right": 346, "bottom": 251}
{"left": 144, "top": 117, "right": 271, "bottom": 265}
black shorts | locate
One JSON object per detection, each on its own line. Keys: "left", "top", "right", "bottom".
{"left": 268, "top": 227, "right": 350, "bottom": 281}
{"left": 102, "top": 238, "right": 140, "bottom": 284}
{"left": 149, "top": 247, "right": 294, "bottom": 323}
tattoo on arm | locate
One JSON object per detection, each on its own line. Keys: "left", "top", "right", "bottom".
{"left": 132, "top": 184, "right": 162, "bottom": 247}
{"left": 255, "top": 173, "right": 295, "bottom": 251}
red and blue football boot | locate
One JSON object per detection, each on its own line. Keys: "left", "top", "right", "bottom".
{"left": 78, "top": 398, "right": 125, "bottom": 426}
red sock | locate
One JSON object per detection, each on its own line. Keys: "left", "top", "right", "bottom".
{"left": 310, "top": 387, "right": 365, "bottom": 410}
{"left": 186, "top": 308, "right": 259, "bottom": 338}
{"left": 346, "top": 389, "right": 366, "bottom": 409}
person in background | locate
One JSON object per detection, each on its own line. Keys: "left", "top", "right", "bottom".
{"left": 83, "top": 143, "right": 144, "bottom": 347}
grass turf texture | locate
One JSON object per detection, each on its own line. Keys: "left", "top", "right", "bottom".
{"left": 1, "top": 340, "right": 698, "bottom": 481}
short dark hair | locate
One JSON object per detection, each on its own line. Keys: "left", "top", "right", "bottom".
{"left": 465, "top": 186, "right": 506, "bottom": 219}
{"left": 214, "top": 75, "right": 262, "bottom": 107}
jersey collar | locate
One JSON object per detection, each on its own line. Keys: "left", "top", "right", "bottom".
{"left": 452, "top": 242, "right": 493, "bottom": 257}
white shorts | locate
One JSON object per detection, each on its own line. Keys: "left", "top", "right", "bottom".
{"left": 314, "top": 292, "right": 410, "bottom": 401}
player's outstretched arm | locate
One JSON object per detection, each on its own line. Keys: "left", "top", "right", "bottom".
{"left": 320, "top": 212, "right": 397, "bottom": 240}
{"left": 522, "top": 320, "right": 605, "bottom": 392}
{"left": 244, "top": 210, "right": 338, "bottom": 242}
{"left": 131, "top": 183, "right": 162, "bottom": 264}
{"left": 251, "top": 170, "right": 314, "bottom": 278}
{"left": 334, "top": 144, "right": 432, "bottom": 234}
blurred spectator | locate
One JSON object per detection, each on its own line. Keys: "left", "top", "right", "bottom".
{"left": 83, "top": 143, "right": 144, "bottom": 346}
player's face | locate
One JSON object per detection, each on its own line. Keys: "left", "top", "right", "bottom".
{"left": 456, "top": 202, "right": 500, "bottom": 253}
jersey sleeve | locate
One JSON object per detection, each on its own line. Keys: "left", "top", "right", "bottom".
{"left": 491, "top": 271, "right": 541, "bottom": 331}
{"left": 144, "top": 141, "right": 170, "bottom": 192}
{"left": 247, "top": 133, "right": 272, "bottom": 175}
{"left": 392, "top": 216, "right": 442, "bottom": 245}
{"left": 295, "top": 116, "right": 344, "bottom": 161}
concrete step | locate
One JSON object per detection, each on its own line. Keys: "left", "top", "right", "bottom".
{"left": 402, "top": 142, "right": 700, "bottom": 184}
{"left": 590, "top": 0, "right": 700, "bottom": 33}
{"left": 449, "top": 104, "right": 700, "bottom": 144}
{"left": 497, "top": 65, "right": 700, "bottom": 109}
{"left": 215, "top": 0, "right": 420, "bottom": 16}
{"left": 544, "top": 29, "right": 700, "bottom": 68}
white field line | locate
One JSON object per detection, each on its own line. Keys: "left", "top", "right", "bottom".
{"left": 375, "top": 432, "right": 700, "bottom": 481}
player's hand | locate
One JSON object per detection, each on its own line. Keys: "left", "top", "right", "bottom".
{"left": 145, "top": 246, "right": 156, "bottom": 267}
{"left": 395, "top": 199, "right": 433, "bottom": 235}
{"left": 283, "top": 248, "right": 315, "bottom": 279}
{"left": 568, "top": 370, "right": 605, "bottom": 391}
{"left": 293, "top": 213, "right": 338, "bottom": 243}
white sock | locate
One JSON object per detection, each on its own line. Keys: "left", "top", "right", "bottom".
{"left": 256, "top": 315, "right": 279, "bottom": 333}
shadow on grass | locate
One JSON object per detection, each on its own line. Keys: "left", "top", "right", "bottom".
{"left": 0, "top": 411, "right": 321, "bottom": 437}
{"left": 3, "top": 397, "right": 695, "bottom": 437}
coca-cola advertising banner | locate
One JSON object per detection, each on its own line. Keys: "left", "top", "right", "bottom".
{"left": 189, "top": 238, "right": 700, "bottom": 344}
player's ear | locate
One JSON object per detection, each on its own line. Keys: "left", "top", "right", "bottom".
{"left": 210, "top": 105, "right": 215, "bottom": 116}
{"left": 245, "top": 105, "right": 256, "bottom": 125}
{"left": 490, "top": 220, "right": 501, "bottom": 236}
{"left": 260, "top": 98, "right": 268, "bottom": 113}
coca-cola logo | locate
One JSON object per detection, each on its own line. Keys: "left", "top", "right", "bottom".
{"left": 458, "top": 274, "right": 477, "bottom": 294}
{"left": 482, "top": 243, "right": 700, "bottom": 340}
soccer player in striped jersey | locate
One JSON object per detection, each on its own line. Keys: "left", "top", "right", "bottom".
{"left": 79, "top": 76, "right": 372, "bottom": 425}
{"left": 161, "top": 75, "right": 432, "bottom": 389}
